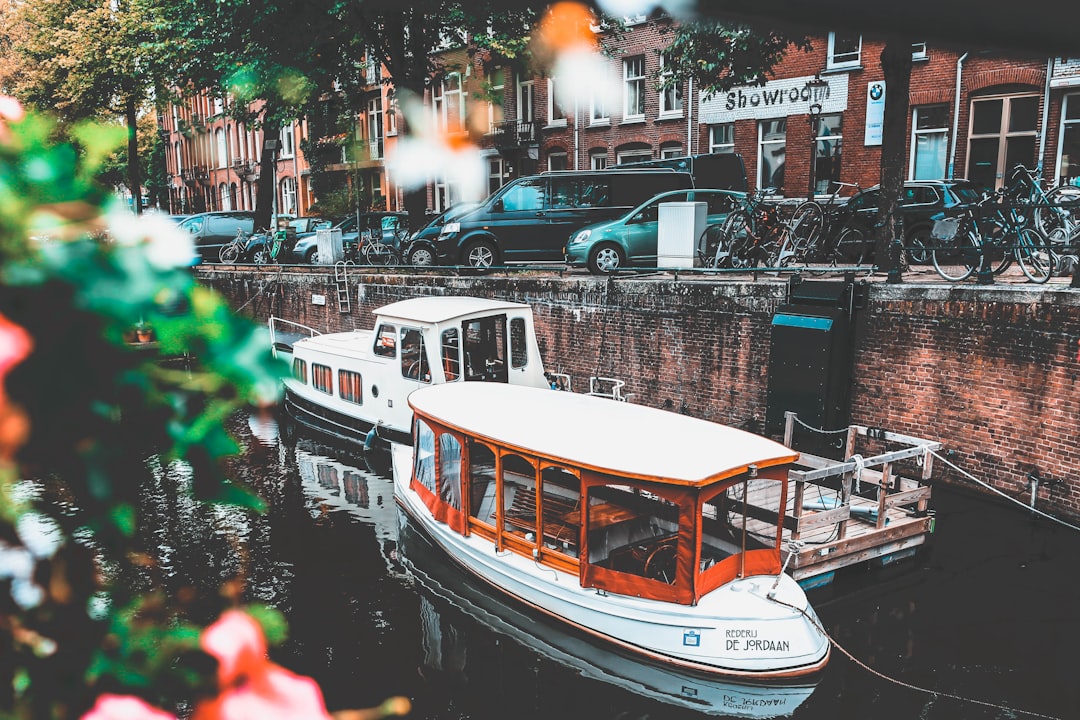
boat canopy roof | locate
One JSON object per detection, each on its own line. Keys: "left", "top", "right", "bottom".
{"left": 408, "top": 383, "right": 798, "bottom": 487}
{"left": 376, "top": 296, "right": 531, "bottom": 324}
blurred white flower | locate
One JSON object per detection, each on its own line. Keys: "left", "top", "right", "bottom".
{"left": 107, "top": 209, "right": 197, "bottom": 269}
{"left": 386, "top": 93, "right": 486, "bottom": 204}
{"left": 0, "top": 541, "right": 44, "bottom": 609}
{"left": 16, "top": 511, "right": 61, "bottom": 559}
{"left": 551, "top": 48, "right": 620, "bottom": 119}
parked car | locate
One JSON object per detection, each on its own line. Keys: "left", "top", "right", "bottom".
{"left": 290, "top": 212, "right": 409, "bottom": 264}
{"left": 616, "top": 152, "right": 749, "bottom": 192}
{"left": 431, "top": 168, "right": 695, "bottom": 268}
{"left": 564, "top": 189, "right": 745, "bottom": 274}
{"left": 177, "top": 211, "right": 256, "bottom": 263}
{"left": 243, "top": 216, "right": 339, "bottom": 263}
{"left": 403, "top": 203, "right": 481, "bottom": 266}
{"left": 288, "top": 216, "right": 337, "bottom": 234}
{"left": 841, "top": 180, "right": 983, "bottom": 262}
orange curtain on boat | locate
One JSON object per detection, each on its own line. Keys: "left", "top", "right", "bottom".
{"left": 410, "top": 419, "right": 468, "bottom": 535}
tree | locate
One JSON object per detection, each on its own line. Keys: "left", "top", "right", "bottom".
{"left": 0, "top": 0, "right": 164, "bottom": 215}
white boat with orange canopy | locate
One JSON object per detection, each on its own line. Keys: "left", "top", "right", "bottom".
{"left": 391, "top": 382, "right": 830, "bottom": 678}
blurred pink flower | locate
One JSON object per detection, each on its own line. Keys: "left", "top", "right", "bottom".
{"left": 194, "top": 610, "right": 332, "bottom": 720}
{"left": 81, "top": 694, "right": 176, "bottom": 720}
{"left": 0, "top": 312, "right": 33, "bottom": 461}
{"left": 0, "top": 95, "right": 25, "bottom": 142}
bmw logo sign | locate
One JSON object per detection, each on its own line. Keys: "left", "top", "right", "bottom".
{"left": 870, "top": 83, "right": 884, "bottom": 101}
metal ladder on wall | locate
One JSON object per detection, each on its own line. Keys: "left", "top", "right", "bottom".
{"left": 333, "top": 261, "right": 351, "bottom": 313}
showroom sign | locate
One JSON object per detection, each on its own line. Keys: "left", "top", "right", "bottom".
{"left": 699, "top": 74, "right": 849, "bottom": 123}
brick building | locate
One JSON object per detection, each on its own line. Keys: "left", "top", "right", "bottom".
{"left": 161, "top": 20, "right": 1080, "bottom": 218}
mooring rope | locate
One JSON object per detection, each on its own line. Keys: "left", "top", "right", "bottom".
{"left": 791, "top": 415, "right": 850, "bottom": 435}
{"left": 930, "top": 450, "right": 1080, "bottom": 534}
{"left": 767, "top": 594, "right": 1062, "bottom": 720}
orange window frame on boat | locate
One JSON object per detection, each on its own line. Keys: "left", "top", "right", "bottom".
{"left": 409, "top": 415, "right": 790, "bottom": 606}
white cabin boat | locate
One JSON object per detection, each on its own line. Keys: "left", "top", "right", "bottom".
{"left": 392, "top": 382, "right": 831, "bottom": 678}
{"left": 270, "top": 297, "right": 551, "bottom": 447}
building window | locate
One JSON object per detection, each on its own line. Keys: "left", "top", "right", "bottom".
{"left": 658, "top": 53, "right": 682, "bottom": 116}
{"left": 219, "top": 182, "right": 231, "bottom": 211}
{"left": 173, "top": 142, "right": 183, "bottom": 177}
{"left": 709, "top": 123, "right": 735, "bottom": 154}
{"left": 215, "top": 128, "right": 228, "bottom": 168}
{"left": 624, "top": 56, "right": 645, "bottom": 119}
{"left": 386, "top": 91, "right": 398, "bottom": 135}
{"left": 435, "top": 72, "right": 464, "bottom": 133}
{"left": 1057, "top": 93, "right": 1080, "bottom": 186}
{"left": 912, "top": 42, "right": 928, "bottom": 60}
{"left": 488, "top": 68, "right": 505, "bottom": 131}
{"left": 312, "top": 364, "right": 333, "bottom": 394}
{"left": 367, "top": 96, "right": 384, "bottom": 159}
{"left": 339, "top": 370, "right": 363, "bottom": 404}
{"left": 967, "top": 94, "right": 1039, "bottom": 191}
{"left": 518, "top": 78, "right": 535, "bottom": 121}
{"left": 910, "top": 105, "right": 949, "bottom": 180}
{"left": 591, "top": 86, "right": 609, "bottom": 125}
{"left": 487, "top": 157, "right": 505, "bottom": 195}
{"left": 660, "top": 143, "right": 683, "bottom": 159}
{"left": 280, "top": 176, "right": 297, "bottom": 216}
{"left": 758, "top": 118, "right": 786, "bottom": 192}
{"left": 812, "top": 114, "right": 842, "bottom": 195}
{"left": 827, "top": 32, "right": 862, "bottom": 70}
{"left": 590, "top": 149, "right": 608, "bottom": 169}
{"left": 616, "top": 147, "right": 651, "bottom": 165}
{"left": 548, "top": 77, "right": 566, "bottom": 125}
{"left": 548, "top": 151, "right": 568, "bottom": 171}
{"left": 280, "top": 124, "right": 295, "bottom": 158}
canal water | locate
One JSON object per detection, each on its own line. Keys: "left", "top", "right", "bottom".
{"left": 150, "top": 413, "right": 1079, "bottom": 720}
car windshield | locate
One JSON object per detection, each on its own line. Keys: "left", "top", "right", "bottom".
{"left": 949, "top": 183, "right": 983, "bottom": 205}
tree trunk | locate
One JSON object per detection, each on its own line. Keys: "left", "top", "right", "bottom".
{"left": 126, "top": 97, "right": 142, "bottom": 216}
{"left": 255, "top": 122, "right": 281, "bottom": 231}
{"left": 876, "top": 42, "right": 913, "bottom": 276}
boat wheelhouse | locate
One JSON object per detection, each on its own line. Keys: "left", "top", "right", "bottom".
{"left": 392, "top": 382, "right": 831, "bottom": 678}
{"left": 270, "top": 296, "right": 550, "bottom": 446}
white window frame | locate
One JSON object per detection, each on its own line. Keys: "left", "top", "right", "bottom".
{"left": 758, "top": 119, "right": 786, "bottom": 193}
{"left": 386, "top": 92, "right": 398, "bottom": 136}
{"left": 547, "top": 77, "right": 566, "bottom": 126}
{"left": 623, "top": 56, "right": 646, "bottom": 120}
{"left": 658, "top": 54, "right": 683, "bottom": 117}
{"left": 709, "top": 123, "right": 735, "bottom": 154}
{"left": 589, "top": 150, "right": 608, "bottom": 169}
{"left": 219, "top": 182, "right": 231, "bottom": 210}
{"left": 826, "top": 32, "right": 862, "bottom": 70}
{"left": 616, "top": 148, "right": 651, "bottom": 165}
{"left": 434, "top": 73, "right": 465, "bottom": 134}
{"left": 367, "top": 96, "right": 383, "bottom": 160}
{"left": 280, "top": 176, "right": 297, "bottom": 216}
{"left": 280, "top": 124, "right": 295, "bottom": 158}
{"left": 215, "top": 128, "right": 228, "bottom": 169}
{"left": 1055, "top": 93, "right": 1080, "bottom": 185}
{"left": 517, "top": 78, "right": 535, "bottom": 122}
{"left": 488, "top": 68, "right": 505, "bottom": 131}
{"left": 909, "top": 105, "right": 950, "bottom": 180}
{"left": 660, "top": 144, "right": 683, "bottom": 159}
{"left": 548, "top": 151, "right": 568, "bottom": 171}
{"left": 912, "top": 42, "right": 928, "bottom": 61}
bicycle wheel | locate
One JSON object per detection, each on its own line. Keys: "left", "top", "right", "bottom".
{"left": 1035, "top": 185, "right": 1080, "bottom": 235}
{"left": 932, "top": 230, "right": 981, "bottom": 281}
{"left": 720, "top": 211, "right": 753, "bottom": 268}
{"left": 219, "top": 241, "right": 241, "bottom": 263}
{"left": 788, "top": 201, "right": 824, "bottom": 256}
{"left": 830, "top": 225, "right": 869, "bottom": 267}
{"left": 697, "top": 224, "right": 725, "bottom": 268}
{"left": 1015, "top": 227, "right": 1055, "bottom": 283}
{"left": 982, "top": 229, "right": 1013, "bottom": 276}
{"left": 364, "top": 242, "right": 401, "bottom": 266}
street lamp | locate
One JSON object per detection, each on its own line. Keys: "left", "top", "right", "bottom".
{"left": 805, "top": 74, "right": 829, "bottom": 200}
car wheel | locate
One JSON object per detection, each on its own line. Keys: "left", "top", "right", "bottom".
{"left": 407, "top": 245, "right": 435, "bottom": 266}
{"left": 463, "top": 240, "right": 497, "bottom": 270}
{"left": 588, "top": 243, "right": 625, "bottom": 274}
{"left": 305, "top": 247, "right": 319, "bottom": 265}
{"left": 905, "top": 224, "right": 932, "bottom": 265}
{"left": 251, "top": 246, "right": 270, "bottom": 265}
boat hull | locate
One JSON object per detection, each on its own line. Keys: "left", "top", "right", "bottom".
{"left": 391, "top": 443, "right": 830, "bottom": 679}
{"left": 282, "top": 383, "right": 411, "bottom": 447}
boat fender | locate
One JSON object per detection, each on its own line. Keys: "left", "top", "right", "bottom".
{"left": 364, "top": 425, "right": 380, "bottom": 452}
{"left": 847, "top": 454, "right": 865, "bottom": 494}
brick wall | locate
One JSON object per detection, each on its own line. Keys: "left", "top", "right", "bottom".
{"left": 197, "top": 267, "right": 1080, "bottom": 520}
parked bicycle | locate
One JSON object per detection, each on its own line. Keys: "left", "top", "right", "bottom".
{"left": 931, "top": 188, "right": 1055, "bottom": 283}
{"left": 785, "top": 181, "right": 863, "bottom": 258}
{"left": 218, "top": 227, "right": 265, "bottom": 263}
{"left": 703, "top": 188, "right": 791, "bottom": 269}
{"left": 1002, "top": 163, "right": 1080, "bottom": 243}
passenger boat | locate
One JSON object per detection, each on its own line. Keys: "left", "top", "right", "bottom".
{"left": 391, "top": 382, "right": 831, "bottom": 678}
{"left": 269, "top": 296, "right": 551, "bottom": 447}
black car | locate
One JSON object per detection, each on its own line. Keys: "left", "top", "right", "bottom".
{"left": 177, "top": 211, "right": 257, "bottom": 263}
{"left": 842, "top": 180, "right": 983, "bottom": 262}
{"left": 403, "top": 203, "right": 481, "bottom": 266}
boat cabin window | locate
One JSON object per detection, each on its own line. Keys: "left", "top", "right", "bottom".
{"left": 500, "top": 454, "right": 538, "bottom": 542}
{"left": 312, "top": 363, "right": 333, "bottom": 394}
{"left": 441, "top": 329, "right": 461, "bottom": 381}
{"left": 292, "top": 358, "right": 307, "bottom": 384}
{"left": 373, "top": 324, "right": 396, "bottom": 358}
{"left": 414, "top": 419, "right": 437, "bottom": 495}
{"left": 400, "top": 327, "right": 431, "bottom": 382}
{"left": 338, "top": 369, "right": 363, "bottom": 404}
{"left": 588, "top": 484, "right": 681, "bottom": 585}
{"left": 463, "top": 316, "right": 508, "bottom": 383}
{"left": 467, "top": 440, "right": 497, "bottom": 529}
{"left": 539, "top": 466, "right": 581, "bottom": 559}
{"left": 510, "top": 317, "right": 528, "bottom": 369}
{"left": 438, "top": 434, "right": 462, "bottom": 510}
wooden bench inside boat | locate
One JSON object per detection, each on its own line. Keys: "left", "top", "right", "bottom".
{"left": 501, "top": 484, "right": 580, "bottom": 550}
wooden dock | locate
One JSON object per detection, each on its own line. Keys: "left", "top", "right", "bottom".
{"left": 741, "top": 412, "right": 940, "bottom": 587}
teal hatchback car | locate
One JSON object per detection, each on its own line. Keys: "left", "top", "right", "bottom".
{"left": 564, "top": 189, "right": 744, "bottom": 274}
